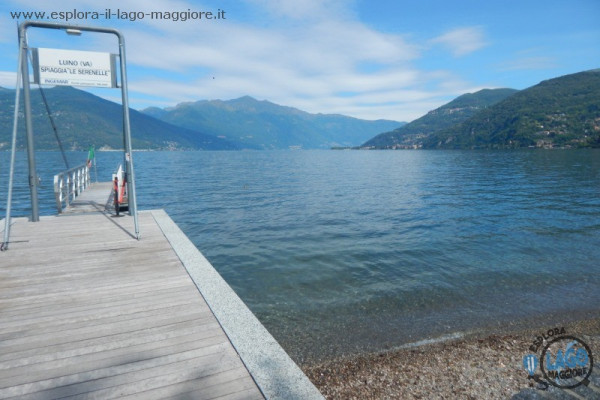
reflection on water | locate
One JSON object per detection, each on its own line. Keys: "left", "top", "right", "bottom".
{"left": 2, "top": 149, "right": 599, "bottom": 362}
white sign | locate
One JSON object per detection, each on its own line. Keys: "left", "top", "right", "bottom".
{"left": 33, "top": 48, "right": 116, "bottom": 88}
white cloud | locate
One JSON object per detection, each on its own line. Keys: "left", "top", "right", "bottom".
{"left": 0, "top": 71, "right": 17, "bottom": 88}
{"left": 501, "top": 56, "right": 559, "bottom": 71}
{"left": 112, "top": 1, "right": 432, "bottom": 121}
{"left": 3, "top": 0, "right": 485, "bottom": 122}
{"left": 430, "top": 26, "right": 488, "bottom": 57}
{"left": 127, "top": 66, "right": 475, "bottom": 122}
{"left": 499, "top": 48, "right": 560, "bottom": 71}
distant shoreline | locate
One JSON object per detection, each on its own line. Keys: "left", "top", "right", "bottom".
{"left": 331, "top": 145, "right": 600, "bottom": 150}
{"left": 2, "top": 146, "right": 600, "bottom": 152}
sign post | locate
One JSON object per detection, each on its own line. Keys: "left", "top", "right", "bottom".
{"left": 3, "top": 21, "right": 140, "bottom": 246}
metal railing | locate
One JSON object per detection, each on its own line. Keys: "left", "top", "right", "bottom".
{"left": 53, "top": 163, "right": 91, "bottom": 213}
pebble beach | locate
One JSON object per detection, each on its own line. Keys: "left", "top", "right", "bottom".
{"left": 302, "top": 317, "right": 600, "bottom": 399}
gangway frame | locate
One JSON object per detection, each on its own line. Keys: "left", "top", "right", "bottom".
{"left": 2, "top": 21, "right": 140, "bottom": 248}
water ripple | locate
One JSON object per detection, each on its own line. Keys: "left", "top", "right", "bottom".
{"left": 2, "top": 149, "right": 599, "bottom": 362}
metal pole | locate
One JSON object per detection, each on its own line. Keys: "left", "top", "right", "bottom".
{"left": 2, "top": 25, "right": 25, "bottom": 250}
{"left": 94, "top": 152, "right": 98, "bottom": 183}
{"left": 12, "top": 21, "right": 139, "bottom": 237}
{"left": 116, "top": 33, "right": 140, "bottom": 240}
{"left": 20, "top": 25, "right": 39, "bottom": 222}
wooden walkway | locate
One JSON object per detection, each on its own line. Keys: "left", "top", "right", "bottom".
{"left": 0, "top": 211, "right": 264, "bottom": 399}
{"left": 60, "top": 181, "right": 114, "bottom": 215}
{"left": 0, "top": 182, "right": 268, "bottom": 399}
{"left": 0, "top": 182, "right": 323, "bottom": 400}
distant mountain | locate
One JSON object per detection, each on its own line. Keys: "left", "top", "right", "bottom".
{"left": 143, "top": 96, "right": 404, "bottom": 149}
{"left": 422, "top": 69, "right": 600, "bottom": 149}
{"left": 362, "top": 88, "right": 518, "bottom": 149}
{"left": 0, "top": 86, "right": 236, "bottom": 151}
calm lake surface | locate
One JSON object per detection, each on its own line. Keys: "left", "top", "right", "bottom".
{"left": 2, "top": 149, "right": 599, "bottom": 363}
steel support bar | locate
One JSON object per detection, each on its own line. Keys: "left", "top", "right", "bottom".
{"left": 116, "top": 32, "right": 140, "bottom": 239}
{"left": 2, "top": 27, "right": 25, "bottom": 250}
{"left": 20, "top": 24, "right": 39, "bottom": 222}
{"left": 10, "top": 21, "right": 140, "bottom": 239}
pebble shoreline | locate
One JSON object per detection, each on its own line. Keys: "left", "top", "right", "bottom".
{"left": 302, "top": 318, "right": 600, "bottom": 399}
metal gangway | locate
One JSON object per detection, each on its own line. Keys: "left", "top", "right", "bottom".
{"left": 2, "top": 20, "right": 139, "bottom": 250}
{"left": 53, "top": 163, "right": 92, "bottom": 213}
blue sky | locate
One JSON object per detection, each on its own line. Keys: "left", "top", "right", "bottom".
{"left": 0, "top": 0, "right": 598, "bottom": 122}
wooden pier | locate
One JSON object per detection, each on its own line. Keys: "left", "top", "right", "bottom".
{"left": 0, "top": 183, "right": 323, "bottom": 399}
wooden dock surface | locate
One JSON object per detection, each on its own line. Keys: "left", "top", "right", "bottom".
{"left": 0, "top": 209, "right": 264, "bottom": 399}
{"left": 60, "top": 181, "right": 113, "bottom": 215}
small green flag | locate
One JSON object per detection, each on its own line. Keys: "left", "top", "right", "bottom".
{"left": 87, "top": 146, "right": 95, "bottom": 167}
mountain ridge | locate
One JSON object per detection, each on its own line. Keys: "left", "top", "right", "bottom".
{"left": 0, "top": 87, "right": 402, "bottom": 151}
{"left": 362, "top": 69, "right": 600, "bottom": 149}
{"left": 362, "top": 88, "right": 519, "bottom": 149}
{"left": 423, "top": 69, "right": 600, "bottom": 149}
{"left": 142, "top": 96, "right": 404, "bottom": 149}
{"left": 0, "top": 86, "right": 236, "bottom": 151}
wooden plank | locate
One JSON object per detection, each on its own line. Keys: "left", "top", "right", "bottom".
{"left": 0, "top": 294, "right": 206, "bottom": 338}
{"left": 0, "top": 320, "right": 222, "bottom": 368}
{"left": 0, "top": 332, "right": 227, "bottom": 387}
{"left": 1, "top": 345, "right": 242, "bottom": 399}
{"left": 0, "top": 209, "right": 264, "bottom": 399}
{"left": 61, "top": 181, "right": 113, "bottom": 215}
{"left": 118, "top": 367, "right": 260, "bottom": 400}
{"left": 0, "top": 280, "right": 193, "bottom": 313}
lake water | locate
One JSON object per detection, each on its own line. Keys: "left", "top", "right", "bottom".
{"left": 2, "top": 149, "right": 600, "bottom": 363}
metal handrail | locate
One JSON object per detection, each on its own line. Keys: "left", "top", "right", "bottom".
{"left": 53, "top": 163, "right": 91, "bottom": 213}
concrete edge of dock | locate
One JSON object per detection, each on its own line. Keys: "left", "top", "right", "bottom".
{"left": 149, "top": 209, "right": 324, "bottom": 400}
